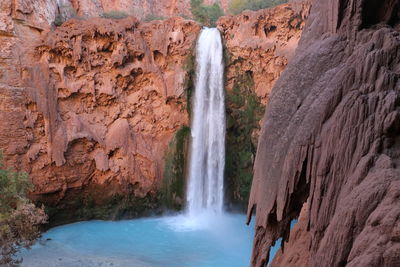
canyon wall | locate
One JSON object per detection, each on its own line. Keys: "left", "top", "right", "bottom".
{"left": 32, "top": 17, "right": 201, "bottom": 222}
{"left": 68, "top": 0, "right": 192, "bottom": 20}
{"left": 0, "top": 0, "right": 200, "bottom": 224}
{"left": 248, "top": 0, "right": 400, "bottom": 266}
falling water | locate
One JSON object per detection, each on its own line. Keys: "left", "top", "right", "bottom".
{"left": 186, "top": 28, "right": 226, "bottom": 216}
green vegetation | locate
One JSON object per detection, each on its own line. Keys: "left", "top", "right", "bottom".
{"left": 228, "top": 0, "right": 288, "bottom": 15}
{"left": 54, "top": 14, "right": 65, "bottom": 27}
{"left": 100, "top": 10, "right": 129, "bottom": 19}
{"left": 44, "top": 185, "right": 160, "bottom": 226}
{"left": 160, "top": 126, "right": 191, "bottom": 210}
{"left": 225, "top": 71, "right": 265, "bottom": 209}
{"left": 144, "top": 14, "right": 166, "bottom": 22}
{"left": 190, "top": 0, "right": 224, "bottom": 26}
{"left": 0, "top": 153, "right": 47, "bottom": 265}
{"left": 183, "top": 50, "right": 196, "bottom": 115}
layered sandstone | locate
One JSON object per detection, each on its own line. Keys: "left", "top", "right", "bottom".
{"left": 248, "top": 0, "right": 400, "bottom": 266}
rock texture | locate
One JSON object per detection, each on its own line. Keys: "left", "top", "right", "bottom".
{"left": 218, "top": 2, "right": 311, "bottom": 104}
{"left": 69, "top": 0, "right": 192, "bottom": 20}
{"left": 29, "top": 16, "right": 199, "bottom": 209}
{"left": 247, "top": 0, "right": 400, "bottom": 266}
{"left": 270, "top": 204, "right": 311, "bottom": 267}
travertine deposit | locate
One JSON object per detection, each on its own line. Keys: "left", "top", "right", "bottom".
{"left": 248, "top": 0, "right": 400, "bottom": 266}
{"left": 270, "top": 204, "right": 311, "bottom": 267}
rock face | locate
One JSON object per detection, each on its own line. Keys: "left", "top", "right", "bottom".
{"left": 217, "top": 2, "right": 310, "bottom": 207}
{"left": 247, "top": 0, "right": 400, "bottom": 266}
{"left": 270, "top": 204, "right": 311, "bottom": 267}
{"left": 69, "top": 0, "right": 192, "bottom": 20}
{"left": 1, "top": 0, "right": 200, "bottom": 223}
{"left": 218, "top": 2, "right": 310, "bottom": 104}
{"left": 30, "top": 17, "right": 199, "bottom": 221}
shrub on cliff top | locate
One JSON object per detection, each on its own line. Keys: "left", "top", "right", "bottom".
{"left": 100, "top": 10, "right": 129, "bottom": 19}
{"left": 0, "top": 153, "right": 47, "bottom": 266}
{"left": 190, "top": 0, "right": 224, "bottom": 26}
{"left": 228, "top": 0, "right": 288, "bottom": 15}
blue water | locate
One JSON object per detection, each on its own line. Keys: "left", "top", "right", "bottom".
{"left": 19, "top": 213, "right": 286, "bottom": 267}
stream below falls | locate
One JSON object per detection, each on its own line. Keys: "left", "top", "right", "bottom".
{"left": 18, "top": 213, "right": 282, "bottom": 267}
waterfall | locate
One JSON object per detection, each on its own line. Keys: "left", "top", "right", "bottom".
{"left": 186, "top": 28, "right": 226, "bottom": 216}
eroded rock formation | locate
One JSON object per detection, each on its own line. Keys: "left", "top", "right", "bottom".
{"left": 218, "top": 2, "right": 310, "bottom": 104}
{"left": 68, "top": 0, "right": 192, "bottom": 20}
{"left": 1, "top": 0, "right": 200, "bottom": 223}
{"left": 270, "top": 204, "right": 311, "bottom": 267}
{"left": 248, "top": 0, "right": 400, "bottom": 266}
{"left": 31, "top": 17, "right": 200, "bottom": 220}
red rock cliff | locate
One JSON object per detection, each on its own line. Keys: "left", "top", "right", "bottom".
{"left": 218, "top": 2, "right": 310, "bottom": 104}
{"left": 248, "top": 0, "right": 400, "bottom": 266}
{"left": 0, "top": 0, "right": 200, "bottom": 223}
{"left": 68, "top": 0, "right": 191, "bottom": 19}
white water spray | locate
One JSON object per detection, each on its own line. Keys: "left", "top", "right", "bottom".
{"left": 186, "top": 28, "right": 226, "bottom": 216}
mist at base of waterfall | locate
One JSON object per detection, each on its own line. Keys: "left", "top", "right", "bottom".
{"left": 18, "top": 213, "right": 284, "bottom": 267}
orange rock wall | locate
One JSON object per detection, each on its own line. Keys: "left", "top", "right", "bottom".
{"left": 27, "top": 16, "right": 200, "bottom": 200}
{"left": 218, "top": 2, "right": 310, "bottom": 104}
{"left": 69, "top": 0, "right": 192, "bottom": 19}
{"left": 0, "top": 0, "right": 200, "bottom": 222}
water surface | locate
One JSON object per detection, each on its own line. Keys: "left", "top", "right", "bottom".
{"left": 20, "top": 213, "right": 280, "bottom": 267}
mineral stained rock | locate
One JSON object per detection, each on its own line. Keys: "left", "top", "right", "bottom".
{"left": 247, "top": 0, "right": 400, "bottom": 266}
{"left": 217, "top": 2, "right": 310, "bottom": 208}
